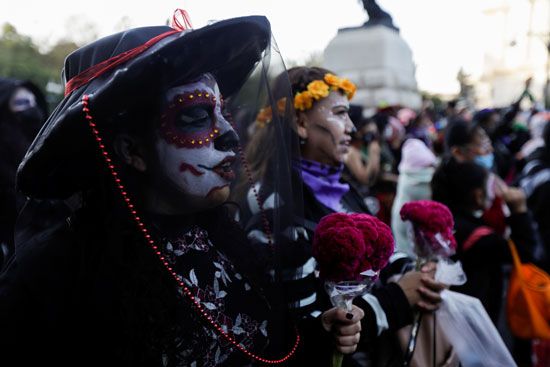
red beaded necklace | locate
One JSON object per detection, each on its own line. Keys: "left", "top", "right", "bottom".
{"left": 81, "top": 94, "right": 300, "bottom": 364}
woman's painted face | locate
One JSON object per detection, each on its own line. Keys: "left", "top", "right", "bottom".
{"left": 302, "top": 91, "right": 354, "bottom": 165}
{"left": 154, "top": 74, "right": 238, "bottom": 212}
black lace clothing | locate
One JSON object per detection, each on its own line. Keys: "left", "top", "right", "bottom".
{"left": 0, "top": 201, "right": 296, "bottom": 366}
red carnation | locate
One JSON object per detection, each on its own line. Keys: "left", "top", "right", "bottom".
{"left": 313, "top": 213, "right": 395, "bottom": 282}
{"left": 400, "top": 200, "right": 457, "bottom": 257}
{"left": 351, "top": 214, "right": 395, "bottom": 272}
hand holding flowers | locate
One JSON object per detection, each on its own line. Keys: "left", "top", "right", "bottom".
{"left": 313, "top": 213, "right": 395, "bottom": 366}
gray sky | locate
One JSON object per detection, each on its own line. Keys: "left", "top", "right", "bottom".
{"left": 2, "top": 0, "right": 494, "bottom": 94}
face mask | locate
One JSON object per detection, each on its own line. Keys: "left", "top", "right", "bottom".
{"left": 474, "top": 153, "right": 494, "bottom": 170}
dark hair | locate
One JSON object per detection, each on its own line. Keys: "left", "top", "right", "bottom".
{"left": 287, "top": 66, "right": 334, "bottom": 97}
{"left": 444, "top": 118, "right": 483, "bottom": 150}
{"left": 447, "top": 100, "right": 458, "bottom": 109}
{"left": 348, "top": 104, "right": 364, "bottom": 128}
{"left": 473, "top": 108, "right": 496, "bottom": 125}
{"left": 431, "top": 158, "right": 488, "bottom": 212}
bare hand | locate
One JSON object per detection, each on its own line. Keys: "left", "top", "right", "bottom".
{"left": 501, "top": 186, "right": 527, "bottom": 214}
{"left": 368, "top": 140, "right": 381, "bottom": 155}
{"left": 397, "top": 264, "right": 446, "bottom": 312}
{"left": 321, "top": 305, "right": 365, "bottom": 354}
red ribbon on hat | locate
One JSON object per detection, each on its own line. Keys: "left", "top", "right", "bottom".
{"left": 64, "top": 9, "right": 194, "bottom": 96}
{"left": 171, "top": 8, "right": 193, "bottom": 31}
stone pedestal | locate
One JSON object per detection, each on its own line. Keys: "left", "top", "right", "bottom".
{"left": 323, "top": 25, "right": 421, "bottom": 110}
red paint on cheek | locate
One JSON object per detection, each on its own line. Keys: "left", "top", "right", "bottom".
{"left": 179, "top": 162, "right": 204, "bottom": 176}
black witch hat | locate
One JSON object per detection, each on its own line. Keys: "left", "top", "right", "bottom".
{"left": 17, "top": 15, "right": 271, "bottom": 199}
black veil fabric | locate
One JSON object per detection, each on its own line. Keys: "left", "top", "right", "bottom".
{"left": 226, "top": 35, "right": 307, "bottom": 360}
{"left": 1, "top": 15, "right": 305, "bottom": 366}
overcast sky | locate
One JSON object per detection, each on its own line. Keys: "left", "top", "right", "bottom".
{"left": 1, "top": 1, "right": 499, "bottom": 94}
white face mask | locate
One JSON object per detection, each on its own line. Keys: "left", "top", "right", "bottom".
{"left": 154, "top": 74, "right": 236, "bottom": 209}
{"left": 9, "top": 87, "right": 36, "bottom": 113}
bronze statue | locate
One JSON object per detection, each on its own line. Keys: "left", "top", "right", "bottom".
{"left": 361, "top": 0, "right": 399, "bottom": 32}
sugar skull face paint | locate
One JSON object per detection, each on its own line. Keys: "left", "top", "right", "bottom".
{"left": 154, "top": 74, "right": 238, "bottom": 211}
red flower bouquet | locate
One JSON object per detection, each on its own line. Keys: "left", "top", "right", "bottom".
{"left": 313, "top": 213, "right": 395, "bottom": 282}
{"left": 399, "top": 200, "right": 463, "bottom": 365}
{"left": 400, "top": 200, "right": 456, "bottom": 260}
{"left": 312, "top": 213, "right": 395, "bottom": 367}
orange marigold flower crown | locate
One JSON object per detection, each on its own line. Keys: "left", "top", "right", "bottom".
{"left": 294, "top": 73, "right": 356, "bottom": 111}
{"left": 255, "top": 73, "right": 357, "bottom": 127}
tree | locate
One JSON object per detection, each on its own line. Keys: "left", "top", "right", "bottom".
{"left": 0, "top": 23, "right": 51, "bottom": 87}
{"left": 0, "top": 23, "right": 79, "bottom": 107}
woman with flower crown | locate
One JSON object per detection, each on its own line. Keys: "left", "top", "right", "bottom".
{"left": 239, "top": 66, "right": 447, "bottom": 365}
{"left": 0, "top": 15, "right": 363, "bottom": 366}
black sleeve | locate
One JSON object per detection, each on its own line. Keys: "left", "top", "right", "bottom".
{"left": 380, "top": 255, "right": 414, "bottom": 283}
{"left": 354, "top": 282, "right": 413, "bottom": 343}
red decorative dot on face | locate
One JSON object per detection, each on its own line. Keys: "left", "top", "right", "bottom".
{"left": 159, "top": 91, "right": 223, "bottom": 149}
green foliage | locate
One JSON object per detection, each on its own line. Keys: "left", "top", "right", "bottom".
{"left": 0, "top": 23, "right": 78, "bottom": 107}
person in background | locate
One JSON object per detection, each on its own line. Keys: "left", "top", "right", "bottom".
{"left": 371, "top": 111, "right": 403, "bottom": 225}
{"left": 241, "top": 66, "right": 446, "bottom": 366}
{"left": 344, "top": 104, "right": 381, "bottom": 196}
{"left": 489, "top": 78, "right": 535, "bottom": 182}
{"left": 520, "top": 122, "right": 550, "bottom": 272}
{"left": 0, "top": 16, "right": 361, "bottom": 366}
{"left": 519, "top": 111, "right": 549, "bottom": 162}
{"left": 391, "top": 139, "right": 437, "bottom": 254}
{"left": 445, "top": 119, "right": 511, "bottom": 236}
{"left": 404, "top": 110, "right": 436, "bottom": 150}
{"left": 0, "top": 78, "right": 47, "bottom": 269}
{"left": 432, "top": 158, "right": 536, "bottom": 367}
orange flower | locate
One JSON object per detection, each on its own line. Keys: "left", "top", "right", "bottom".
{"left": 307, "top": 80, "right": 330, "bottom": 100}
{"left": 324, "top": 73, "right": 341, "bottom": 88}
{"left": 339, "top": 79, "right": 357, "bottom": 100}
{"left": 294, "top": 91, "right": 313, "bottom": 111}
{"left": 276, "top": 97, "right": 287, "bottom": 115}
{"left": 292, "top": 74, "right": 357, "bottom": 111}
{"left": 256, "top": 106, "right": 273, "bottom": 128}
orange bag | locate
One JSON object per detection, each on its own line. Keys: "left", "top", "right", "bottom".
{"left": 506, "top": 240, "right": 550, "bottom": 340}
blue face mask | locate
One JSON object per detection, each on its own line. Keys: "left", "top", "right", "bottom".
{"left": 474, "top": 153, "right": 494, "bottom": 170}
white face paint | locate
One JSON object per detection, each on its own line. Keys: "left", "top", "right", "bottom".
{"left": 303, "top": 91, "right": 354, "bottom": 165}
{"left": 155, "top": 74, "right": 236, "bottom": 207}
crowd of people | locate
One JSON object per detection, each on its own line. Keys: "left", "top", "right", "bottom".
{"left": 0, "top": 11, "right": 549, "bottom": 367}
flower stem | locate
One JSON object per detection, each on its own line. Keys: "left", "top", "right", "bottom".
{"left": 332, "top": 350, "right": 344, "bottom": 367}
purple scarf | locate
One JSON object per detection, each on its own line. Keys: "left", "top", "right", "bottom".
{"left": 297, "top": 158, "right": 350, "bottom": 212}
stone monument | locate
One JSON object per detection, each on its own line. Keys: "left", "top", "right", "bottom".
{"left": 323, "top": 0, "right": 421, "bottom": 110}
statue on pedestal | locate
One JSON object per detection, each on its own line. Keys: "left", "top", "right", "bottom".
{"left": 361, "top": 0, "right": 399, "bottom": 32}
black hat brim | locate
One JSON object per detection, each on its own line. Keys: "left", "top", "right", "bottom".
{"left": 18, "top": 16, "right": 271, "bottom": 199}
